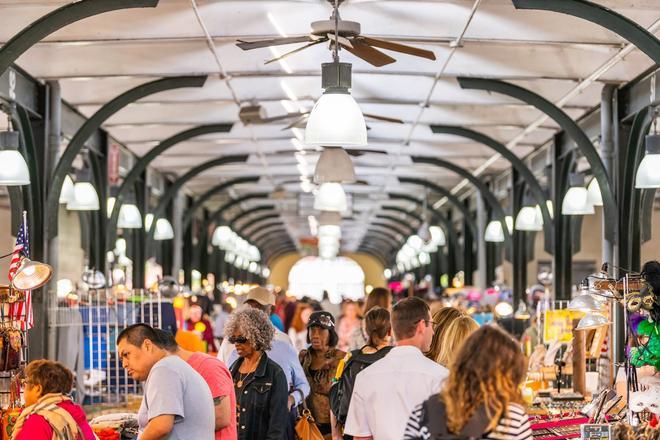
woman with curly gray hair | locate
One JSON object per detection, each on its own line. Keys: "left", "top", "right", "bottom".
{"left": 226, "top": 307, "right": 288, "bottom": 440}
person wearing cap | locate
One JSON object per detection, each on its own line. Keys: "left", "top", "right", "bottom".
{"left": 221, "top": 287, "right": 310, "bottom": 440}
{"left": 299, "top": 311, "right": 346, "bottom": 439}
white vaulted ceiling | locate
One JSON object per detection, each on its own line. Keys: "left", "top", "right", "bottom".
{"left": 1, "top": 0, "right": 658, "bottom": 257}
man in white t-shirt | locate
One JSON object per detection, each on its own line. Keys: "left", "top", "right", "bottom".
{"left": 344, "top": 297, "right": 448, "bottom": 440}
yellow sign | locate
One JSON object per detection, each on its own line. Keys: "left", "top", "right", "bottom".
{"left": 543, "top": 309, "right": 585, "bottom": 343}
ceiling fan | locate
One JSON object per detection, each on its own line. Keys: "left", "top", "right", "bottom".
{"left": 236, "top": 0, "right": 436, "bottom": 67}
{"left": 238, "top": 104, "right": 403, "bottom": 129}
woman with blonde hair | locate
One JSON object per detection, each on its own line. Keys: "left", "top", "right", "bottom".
{"left": 436, "top": 315, "right": 479, "bottom": 367}
{"left": 404, "top": 325, "right": 532, "bottom": 439}
{"left": 425, "top": 306, "right": 462, "bottom": 363}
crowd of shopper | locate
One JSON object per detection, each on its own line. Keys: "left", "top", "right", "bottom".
{"left": 13, "top": 285, "right": 534, "bottom": 440}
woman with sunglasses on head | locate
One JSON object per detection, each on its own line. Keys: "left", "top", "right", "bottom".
{"left": 299, "top": 311, "right": 346, "bottom": 439}
{"left": 404, "top": 325, "right": 532, "bottom": 440}
{"left": 226, "top": 308, "right": 288, "bottom": 440}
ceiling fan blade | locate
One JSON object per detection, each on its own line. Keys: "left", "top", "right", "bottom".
{"left": 261, "top": 112, "right": 308, "bottom": 124}
{"left": 363, "top": 113, "right": 404, "bottom": 124}
{"left": 359, "top": 36, "right": 436, "bottom": 61}
{"left": 341, "top": 39, "right": 396, "bottom": 67}
{"left": 281, "top": 114, "right": 310, "bottom": 130}
{"left": 236, "top": 35, "right": 314, "bottom": 50}
{"left": 264, "top": 39, "right": 327, "bottom": 65}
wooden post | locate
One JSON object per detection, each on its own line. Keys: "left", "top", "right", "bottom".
{"left": 573, "top": 318, "right": 587, "bottom": 396}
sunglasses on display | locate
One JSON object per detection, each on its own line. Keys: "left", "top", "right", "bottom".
{"left": 229, "top": 336, "right": 249, "bottom": 344}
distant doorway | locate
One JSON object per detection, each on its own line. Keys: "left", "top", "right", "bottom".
{"left": 288, "top": 256, "right": 365, "bottom": 304}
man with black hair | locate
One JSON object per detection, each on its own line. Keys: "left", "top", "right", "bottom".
{"left": 344, "top": 297, "right": 448, "bottom": 440}
{"left": 155, "top": 329, "right": 236, "bottom": 440}
{"left": 117, "top": 324, "right": 214, "bottom": 440}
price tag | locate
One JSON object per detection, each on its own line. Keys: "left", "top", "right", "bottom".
{"left": 581, "top": 424, "right": 612, "bottom": 439}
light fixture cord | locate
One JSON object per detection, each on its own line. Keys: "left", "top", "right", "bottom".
{"left": 422, "top": 187, "right": 428, "bottom": 222}
{"left": 333, "top": 0, "right": 339, "bottom": 64}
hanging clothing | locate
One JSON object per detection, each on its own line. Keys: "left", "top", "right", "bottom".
{"left": 55, "top": 309, "right": 85, "bottom": 404}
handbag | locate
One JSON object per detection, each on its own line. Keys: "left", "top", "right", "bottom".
{"left": 294, "top": 401, "right": 324, "bottom": 440}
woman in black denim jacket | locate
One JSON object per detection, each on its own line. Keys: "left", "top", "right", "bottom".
{"left": 227, "top": 308, "right": 289, "bottom": 440}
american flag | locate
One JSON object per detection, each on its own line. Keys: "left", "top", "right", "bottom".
{"left": 8, "top": 218, "right": 32, "bottom": 330}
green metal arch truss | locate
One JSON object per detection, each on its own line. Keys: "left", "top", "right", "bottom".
{"left": 47, "top": 75, "right": 208, "bottom": 239}
{"left": 110, "top": 123, "right": 234, "bottom": 242}
{"left": 512, "top": 0, "right": 660, "bottom": 65}
{"left": 182, "top": 176, "right": 260, "bottom": 229}
{"left": 145, "top": 155, "right": 248, "bottom": 254}
{"left": 457, "top": 77, "right": 617, "bottom": 242}
{"left": 411, "top": 156, "right": 512, "bottom": 249}
{"left": 0, "top": 0, "right": 159, "bottom": 75}
{"left": 430, "top": 125, "right": 553, "bottom": 253}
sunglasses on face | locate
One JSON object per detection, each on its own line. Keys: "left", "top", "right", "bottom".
{"left": 229, "top": 336, "right": 249, "bottom": 345}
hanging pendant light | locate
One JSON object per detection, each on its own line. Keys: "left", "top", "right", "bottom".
{"left": 587, "top": 178, "right": 603, "bottom": 207}
{"left": 568, "top": 293, "right": 602, "bottom": 312}
{"left": 145, "top": 213, "right": 154, "bottom": 231}
{"left": 505, "top": 216, "right": 513, "bottom": 234}
{"left": 212, "top": 226, "right": 233, "bottom": 248}
{"left": 11, "top": 258, "right": 53, "bottom": 291}
{"left": 515, "top": 204, "right": 543, "bottom": 232}
{"left": 117, "top": 196, "right": 142, "bottom": 229}
{"left": 562, "top": 173, "right": 595, "bottom": 215}
{"left": 0, "top": 131, "right": 30, "bottom": 186}
{"left": 59, "top": 175, "right": 75, "bottom": 204}
{"left": 314, "top": 147, "right": 356, "bottom": 183}
{"left": 67, "top": 170, "right": 100, "bottom": 211}
{"left": 314, "top": 183, "right": 347, "bottom": 212}
{"left": 305, "top": 62, "right": 367, "bottom": 146}
{"left": 635, "top": 133, "right": 660, "bottom": 189}
{"left": 484, "top": 220, "right": 505, "bottom": 243}
{"left": 576, "top": 312, "right": 609, "bottom": 330}
{"left": 429, "top": 226, "right": 446, "bottom": 247}
{"left": 406, "top": 235, "right": 424, "bottom": 252}
{"left": 153, "top": 218, "right": 174, "bottom": 241}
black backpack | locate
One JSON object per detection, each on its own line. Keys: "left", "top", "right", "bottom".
{"left": 417, "top": 396, "right": 491, "bottom": 440}
{"left": 329, "top": 346, "right": 393, "bottom": 427}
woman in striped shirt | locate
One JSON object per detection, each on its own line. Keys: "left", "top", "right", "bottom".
{"left": 404, "top": 325, "right": 533, "bottom": 440}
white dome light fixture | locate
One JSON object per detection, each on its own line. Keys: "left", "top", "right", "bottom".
{"left": 406, "top": 235, "right": 424, "bottom": 252}
{"left": 429, "top": 226, "right": 446, "bottom": 247}
{"left": 561, "top": 173, "right": 595, "bottom": 216}
{"left": 635, "top": 133, "right": 660, "bottom": 189}
{"left": 305, "top": 62, "right": 367, "bottom": 147}
{"left": 505, "top": 216, "right": 514, "bottom": 234}
{"left": 587, "top": 178, "right": 603, "bottom": 207}
{"left": 153, "top": 218, "right": 174, "bottom": 241}
{"left": 484, "top": 220, "right": 505, "bottom": 243}
{"left": 314, "top": 183, "right": 347, "bottom": 212}
{"left": 0, "top": 131, "right": 30, "bottom": 186}
{"left": 515, "top": 205, "right": 542, "bottom": 232}
{"left": 314, "top": 146, "right": 356, "bottom": 184}
{"left": 60, "top": 175, "right": 75, "bottom": 204}
{"left": 67, "top": 170, "right": 100, "bottom": 211}
{"left": 118, "top": 203, "right": 142, "bottom": 229}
